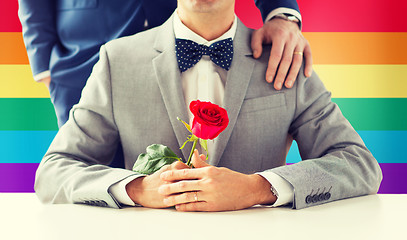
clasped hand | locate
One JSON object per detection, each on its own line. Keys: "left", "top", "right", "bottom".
{"left": 127, "top": 150, "right": 276, "bottom": 212}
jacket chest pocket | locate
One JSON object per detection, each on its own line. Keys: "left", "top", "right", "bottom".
{"left": 240, "top": 93, "right": 286, "bottom": 114}
{"left": 224, "top": 93, "right": 289, "bottom": 172}
{"left": 57, "top": 0, "right": 98, "bottom": 10}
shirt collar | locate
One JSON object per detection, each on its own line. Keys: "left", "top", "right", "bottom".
{"left": 174, "top": 10, "right": 237, "bottom": 46}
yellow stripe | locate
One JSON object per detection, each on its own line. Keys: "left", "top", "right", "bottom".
{"left": 1, "top": 64, "right": 406, "bottom": 98}
{"left": 314, "top": 65, "right": 407, "bottom": 98}
{"left": 0, "top": 65, "right": 49, "bottom": 98}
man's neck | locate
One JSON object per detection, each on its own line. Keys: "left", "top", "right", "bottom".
{"left": 177, "top": 10, "right": 235, "bottom": 41}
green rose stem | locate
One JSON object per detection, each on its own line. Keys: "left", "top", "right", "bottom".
{"left": 186, "top": 139, "right": 198, "bottom": 166}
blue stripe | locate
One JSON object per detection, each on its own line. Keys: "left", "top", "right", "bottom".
{"left": 1, "top": 130, "right": 406, "bottom": 163}
{"left": 286, "top": 131, "right": 407, "bottom": 164}
{"left": 0, "top": 131, "right": 57, "bottom": 163}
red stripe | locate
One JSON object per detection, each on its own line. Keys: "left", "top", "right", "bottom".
{"left": 0, "top": 0, "right": 22, "bottom": 32}
{"left": 3, "top": 0, "right": 407, "bottom": 32}
{"left": 238, "top": 0, "right": 407, "bottom": 32}
{"left": 235, "top": 0, "right": 263, "bottom": 29}
{"left": 298, "top": 0, "right": 407, "bottom": 32}
{"left": 237, "top": 0, "right": 407, "bottom": 32}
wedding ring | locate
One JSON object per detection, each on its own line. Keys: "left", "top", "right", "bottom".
{"left": 194, "top": 192, "right": 198, "bottom": 202}
{"left": 293, "top": 51, "right": 303, "bottom": 56}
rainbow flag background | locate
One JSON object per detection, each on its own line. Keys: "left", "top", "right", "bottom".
{"left": 1, "top": 0, "right": 406, "bottom": 193}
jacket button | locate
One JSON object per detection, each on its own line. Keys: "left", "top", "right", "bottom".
{"left": 324, "top": 192, "right": 331, "bottom": 200}
{"left": 305, "top": 195, "right": 312, "bottom": 204}
{"left": 100, "top": 201, "right": 108, "bottom": 207}
{"left": 312, "top": 194, "right": 319, "bottom": 203}
{"left": 318, "top": 193, "right": 325, "bottom": 201}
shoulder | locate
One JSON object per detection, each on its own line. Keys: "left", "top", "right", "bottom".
{"left": 104, "top": 27, "right": 160, "bottom": 56}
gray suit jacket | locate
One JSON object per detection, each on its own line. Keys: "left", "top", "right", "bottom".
{"left": 35, "top": 16, "right": 382, "bottom": 209}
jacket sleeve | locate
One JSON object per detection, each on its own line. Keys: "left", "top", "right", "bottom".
{"left": 18, "top": 0, "right": 58, "bottom": 77}
{"left": 34, "top": 45, "right": 141, "bottom": 208}
{"left": 255, "top": 0, "right": 300, "bottom": 21}
{"left": 268, "top": 68, "right": 383, "bottom": 209}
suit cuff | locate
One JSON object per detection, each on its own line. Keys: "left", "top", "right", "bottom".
{"left": 265, "top": 7, "right": 302, "bottom": 30}
{"left": 109, "top": 175, "right": 143, "bottom": 206}
{"left": 33, "top": 70, "right": 51, "bottom": 82}
{"left": 256, "top": 171, "right": 294, "bottom": 207}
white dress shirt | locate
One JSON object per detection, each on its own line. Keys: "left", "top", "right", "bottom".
{"left": 110, "top": 11, "right": 294, "bottom": 207}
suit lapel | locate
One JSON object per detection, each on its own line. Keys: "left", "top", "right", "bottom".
{"left": 210, "top": 20, "right": 256, "bottom": 166}
{"left": 152, "top": 15, "right": 191, "bottom": 161}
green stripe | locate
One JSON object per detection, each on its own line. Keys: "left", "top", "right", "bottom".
{"left": 332, "top": 98, "right": 407, "bottom": 131}
{"left": 0, "top": 98, "right": 58, "bottom": 130}
{"left": 0, "top": 98, "right": 406, "bottom": 131}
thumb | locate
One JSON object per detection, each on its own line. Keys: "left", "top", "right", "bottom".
{"left": 191, "top": 150, "right": 210, "bottom": 168}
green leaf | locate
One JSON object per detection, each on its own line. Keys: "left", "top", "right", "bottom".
{"left": 190, "top": 134, "right": 198, "bottom": 141}
{"left": 179, "top": 134, "right": 199, "bottom": 150}
{"left": 199, "top": 138, "right": 208, "bottom": 152}
{"left": 132, "top": 144, "right": 180, "bottom": 175}
{"left": 177, "top": 117, "right": 192, "bottom": 133}
{"left": 199, "top": 139, "right": 209, "bottom": 160}
{"left": 180, "top": 138, "right": 189, "bottom": 150}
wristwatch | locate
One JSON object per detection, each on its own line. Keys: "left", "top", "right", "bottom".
{"left": 273, "top": 13, "right": 300, "bottom": 23}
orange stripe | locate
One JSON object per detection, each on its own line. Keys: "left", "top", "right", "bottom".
{"left": 304, "top": 32, "right": 407, "bottom": 64}
{"left": 0, "top": 32, "right": 29, "bottom": 64}
{"left": 1, "top": 32, "right": 407, "bottom": 65}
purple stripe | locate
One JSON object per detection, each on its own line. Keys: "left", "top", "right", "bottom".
{"left": 0, "top": 163, "right": 406, "bottom": 193}
{"left": 378, "top": 163, "right": 407, "bottom": 194}
{"left": 0, "top": 163, "right": 38, "bottom": 192}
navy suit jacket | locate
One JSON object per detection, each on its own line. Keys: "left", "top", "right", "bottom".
{"left": 18, "top": 0, "right": 300, "bottom": 89}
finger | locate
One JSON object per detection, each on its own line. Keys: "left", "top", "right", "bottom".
{"left": 273, "top": 43, "right": 296, "bottom": 90}
{"left": 303, "top": 43, "right": 313, "bottom": 77}
{"left": 250, "top": 28, "right": 264, "bottom": 59}
{"left": 285, "top": 50, "right": 304, "bottom": 88}
{"left": 157, "top": 161, "right": 187, "bottom": 175}
{"left": 160, "top": 167, "right": 203, "bottom": 182}
{"left": 192, "top": 150, "right": 210, "bottom": 168}
{"left": 158, "top": 179, "right": 200, "bottom": 195}
{"left": 266, "top": 39, "right": 285, "bottom": 83}
{"left": 158, "top": 164, "right": 172, "bottom": 173}
{"left": 163, "top": 191, "right": 204, "bottom": 206}
{"left": 170, "top": 160, "right": 189, "bottom": 170}
{"left": 175, "top": 201, "right": 209, "bottom": 212}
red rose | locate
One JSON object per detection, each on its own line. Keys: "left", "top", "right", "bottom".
{"left": 189, "top": 100, "right": 229, "bottom": 140}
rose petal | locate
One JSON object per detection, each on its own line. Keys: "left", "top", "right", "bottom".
{"left": 189, "top": 100, "right": 229, "bottom": 140}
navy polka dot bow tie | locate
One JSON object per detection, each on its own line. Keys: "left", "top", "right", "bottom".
{"left": 175, "top": 38, "right": 234, "bottom": 72}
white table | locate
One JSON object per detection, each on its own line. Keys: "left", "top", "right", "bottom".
{"left": 0, "top": 193, "right": 405, "bottom": 240}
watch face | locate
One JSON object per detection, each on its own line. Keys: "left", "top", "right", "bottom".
{"left": 286, "top": 15, "right": 299, "bottom": 23}
{"left": 276, "top": 13, "right": 300, "bottom": 23}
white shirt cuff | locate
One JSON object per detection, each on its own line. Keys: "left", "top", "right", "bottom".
{"left": 33, "top": 70, "right": 51, "bottom": 82}
{"left": 256, "top": 171, "right": 294, "bottom": 207}
{"left": 265, "top": 7, "right": 302, "bottom": 30}
{"left": 109, "top": 175, "right": 142, "bottom": 206}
